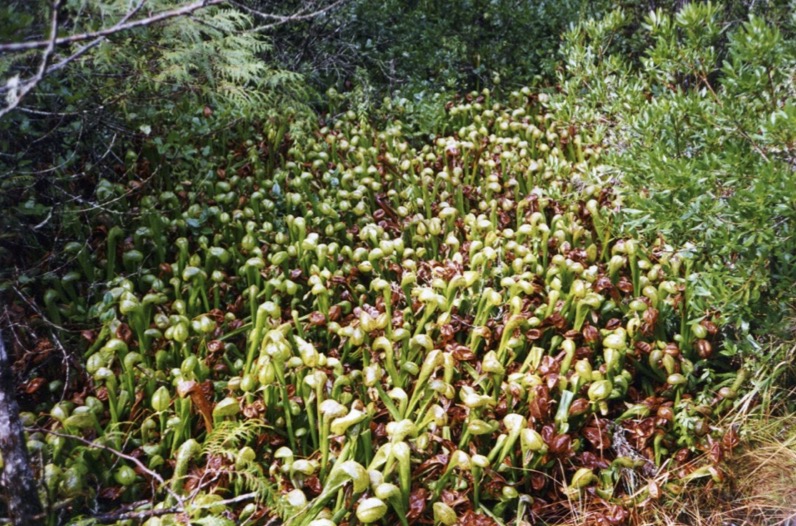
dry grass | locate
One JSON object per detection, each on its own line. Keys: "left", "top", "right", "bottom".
{"left": 726, "top": 417, "right": 796, "bottom": 525}
{"left": 651, "top": 339, "right": 796, "bottom": 526}
{"left": 653, "top": 422, "right": 794, "bottom": 526}
{"left": 548, "top": 338, "right": 796, "bottom": 526}
{"left": 546, "top": 419, "right": 796, "bottom": 526}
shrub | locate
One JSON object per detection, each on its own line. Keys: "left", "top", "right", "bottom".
{"left": 552, "top": 2, "right": 796, "bottom": 338}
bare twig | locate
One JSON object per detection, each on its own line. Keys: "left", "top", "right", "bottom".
{"left": 29, "top": 427, "right": 187, "bottom": 509}
{"left": 11, "top": 286, "right": 75, "bottom": 334}
{"left": 17, "top": 427, "right": 260, "bottom": 525}
{"left": 83, "top": 491, "right": 258, "bottom": 523}
{"left": 230, "top": 0, "right": 347, "bottom": 31}
{"left": 43, "top": 0, "right": 147, "bottom": 78}
{"left": 76, "top": 506, "right": 181, "bottom": 524}
{"left": 17, "top": 105, "right": 106, "bottom": 117}
{"left": 0, "top": 0, "right": 225, "bottom": 53}
{"left": 230, "top": 0, "right": 345, "bottom": 22}
{"left": 0, "top": 0, "right": 62, "bottom": 118}
{"left": 48, "top": 329, "right": 74, "bottom": 402}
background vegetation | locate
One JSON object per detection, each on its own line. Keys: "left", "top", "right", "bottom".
{"left": 1, "top": 0, "right": 794, "bottom": 524}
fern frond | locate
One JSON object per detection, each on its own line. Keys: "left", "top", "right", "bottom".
{"left": 204, "top": 419, "right": 265, "bottom": 458}
{"left": 227, "top": 467, "right": 276, "bottom": 504}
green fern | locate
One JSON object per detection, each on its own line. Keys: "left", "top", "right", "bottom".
{"left": 204, "top": 419, "right": 265, "bottom": 456}
{"left": 203, "top": 420, "right": 278, "bottom": 505}
{"left": 45, "top": 1, "right": 312, "bottom": 124}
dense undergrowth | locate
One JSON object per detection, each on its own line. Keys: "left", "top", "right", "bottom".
{"left": 554, "top": 3, "right": 796, "bottom": 335}
{"left": 1, "top": 1, "right": 795, "bottom": 525}
{"left": 12, "top": 90, "right": 744, "bottom": 526}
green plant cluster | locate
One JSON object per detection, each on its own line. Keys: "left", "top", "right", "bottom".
{"left": 19, "top": 90, "right": 744, "bottom": 525}
{"left": 4, "top": 1, "right": 795, "bottom": 525}
{"left": 0, "top": 0, "right": 311, "bottom": 287}
{"left": 552, "top": 2, "right": 796, "bottom": 336}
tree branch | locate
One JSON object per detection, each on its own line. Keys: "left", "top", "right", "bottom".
{"left": 43, "top": 0, "right": 147, "bottom": 78}
{"left": 30, "top": 428, "right": 187, "bottom": 509}
{"left": 0, "top": 0, "right": 61, "bottom": 118}
{"left": 229, "top": 0, "right": 347, "bottom": 31}
{"left": 18, "top": 426, "right": 260, "bottom": 524}
{"left": 0, "top": 0, "right": 347, "bottom": 102}
{"left": 0, "top": 0, "right": 225, "bottom": 53}
{"left": 65, "top": 491, "right": 258, "bottom": 524}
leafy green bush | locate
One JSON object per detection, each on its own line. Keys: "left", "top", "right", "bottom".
{"left": 553, "top": 2, "right": 796, "bottom": 337}
{"left": 269, "top": 0, "right": 596, "bottom": 104}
